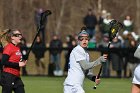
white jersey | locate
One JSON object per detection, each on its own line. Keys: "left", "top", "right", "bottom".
{"left": 132, "top": 64, "right": 140, "bottom": 84}
{"left": 132, "top": 45, "right": 140, "bottom": 84}
{"left": 64, "top": 45, "right": 89, "bottom": 86}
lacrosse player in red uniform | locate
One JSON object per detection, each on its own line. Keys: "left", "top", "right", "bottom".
{"left": 0, "top": 29, "right": 27, "bottom": 93}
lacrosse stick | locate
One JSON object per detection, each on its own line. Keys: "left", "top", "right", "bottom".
{"left": 24, "top": 10, "right": 52, "bottom": 60}
{"left": 93, "top": 19, "right": 123, "bottom": 89}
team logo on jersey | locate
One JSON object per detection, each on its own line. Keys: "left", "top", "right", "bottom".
{"left": 71, "top": 88, "right": 78, "bottom": 93}
{"left": 16, "top": 50, "right": 22, "bottom": 55}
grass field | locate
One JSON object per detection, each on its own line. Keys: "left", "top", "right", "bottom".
{"left": 0, "top": 76, "right": 132, "bottom": 93}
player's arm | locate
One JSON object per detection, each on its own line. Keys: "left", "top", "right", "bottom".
{"left": 1, "top": 54, "right": 19, "bottom": 68}
{"left": 85, "top": 70, "right": 96, "bottom": 82}
{"left": 79, "top": 56, "right": 106, "bottom": 70}
{"left": 85, "top": 70, "right": 101, "bottom": 86}
{"left": 134, "top": 47, "right": 140, "bottom": 59}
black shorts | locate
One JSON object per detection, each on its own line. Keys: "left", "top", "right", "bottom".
{"left": 0, "top": 72, "right": 24, "bottom": 88}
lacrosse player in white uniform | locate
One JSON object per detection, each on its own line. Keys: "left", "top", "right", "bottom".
{"left": 63, "top": 30, "right": 108, "bottom": 93}
{"left": 131, "top": 44, "right": 140, "bottom": 93}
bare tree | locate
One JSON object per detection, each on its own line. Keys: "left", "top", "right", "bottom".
{"left": 136, "top": 0, "right": 140, "bottom": 34}
{"left": 55, "top": 0, "right": 66, "bottom": 35}
{"left": 98, "top": 0, "right": 102, "bottom": 13}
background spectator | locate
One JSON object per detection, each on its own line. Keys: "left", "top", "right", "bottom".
{"left": 100, "top": 13, "right": 113, "bottom": 35}
{"left": 83, "top": 8, "right": 97, "bottom": 38}
{"left": 110, "top": 37, "right": 123, "bottom": 78}
{"left": 49, "top": 34, "right": 63, "bottom": 76}
{"left": 32, "top": 35, "right": 46, "bottom": 75}
{"left": 123, "top": 15, "right": 134, "bottom": 33}
{"left": 127, "top": 33, "right": 138, "bottom": 77}
{"left": 64, "top": 35, "right": 76, "bottom": 75}
{"left": 97, "top": 33, "right": 110, "bottom": 77}
{"left": 121, "top": 31, "right": 130, "bottom": 77}
{"left": 98, "top": 9, "right": 107, "bottom": 32}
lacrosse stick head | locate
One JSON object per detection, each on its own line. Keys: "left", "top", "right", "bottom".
{"left": 40, "top": 10, "right": 52, "bottom": 26}
{"left": 109, "top": 20, "right": 123, "bottom": 41}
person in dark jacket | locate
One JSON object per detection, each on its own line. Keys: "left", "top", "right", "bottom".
{"left": 64, "top": 35, "right": 76, "bottom": 74}
{"left": 97, "top": 33, "right": 110, "bottom": 77}
{"left": 83, "top": 8, "right": 97, "bottom": 38}
{"left": 32, "top": 35, "right": 46, "bottom": 75}
{"left": 49, "top": 34, "right": 63, "bottom": 76}
{"left": 110, "top": 37, "right": 123, "bottom": 78}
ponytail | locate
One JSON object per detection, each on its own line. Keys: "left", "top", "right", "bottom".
{"left": 0, "top": 29, "right": 11, "bottom": 47}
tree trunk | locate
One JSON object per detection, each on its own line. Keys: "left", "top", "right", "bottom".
{"left": 136, "top": 0, "right": 140, "bottom": 34}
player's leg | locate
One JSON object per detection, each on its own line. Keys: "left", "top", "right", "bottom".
{"left": 14, "top": 86, "right": 25, "bottom": 93}
{"left": 2, "top": 85, "right": 13, "bottom": 93}
{"left": 73, "top": 84, "right": 85, "bottom": 93}
{"left": 131, "top": 65, "right": 140, "bottom": 93}
{"left": 13, "top": 77, "right": 25, "bottom": 93}
{"left": 64, "top": 85, "right": 72, "bottom": 93}
{"left": 131, "top": 84, "right": 140, "bottom": 93}
{"left": 1, "top": 72, "right": 14, "bottom": 93}
{"left": 64, "top": 84, "right": 85, "bottom": 93}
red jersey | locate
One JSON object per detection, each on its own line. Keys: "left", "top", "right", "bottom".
{"left": 3, "top": 43, "right": 22, "bottom": 77}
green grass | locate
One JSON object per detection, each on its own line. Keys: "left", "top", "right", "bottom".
{"left": 0, "top": 76, "right": 132, "bottom": 93}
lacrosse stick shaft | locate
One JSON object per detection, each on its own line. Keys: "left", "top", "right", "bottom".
{"left": 24, "top": 10, "right": 51, "bottom": 60}
{"left": 25, "top": 27, "right": 41, "bottom": 60}
{"left": 93, "top": 42, "right": 111, "bottom": 89}
{"left": 93, "top": 20, "right": 123, "bottom": 90}
{"left": 93, "top": 65, "right": 103, "bottom": 89}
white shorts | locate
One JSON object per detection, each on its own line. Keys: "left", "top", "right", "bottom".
{"left": 132, "top": 64, "right": 140, "bottom": 84}
{"left": 64, "top": 84, "right": 85, "bottom": 93}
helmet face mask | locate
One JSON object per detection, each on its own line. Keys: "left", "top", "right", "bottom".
{"left": 78, "top": 30, "right": 89, "bottom": 41}
{"left": 77, "top": 29, "right": 90, "bottom": 48}
{"left": 78, "top": 36, "right": 90, "bottom": 41}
